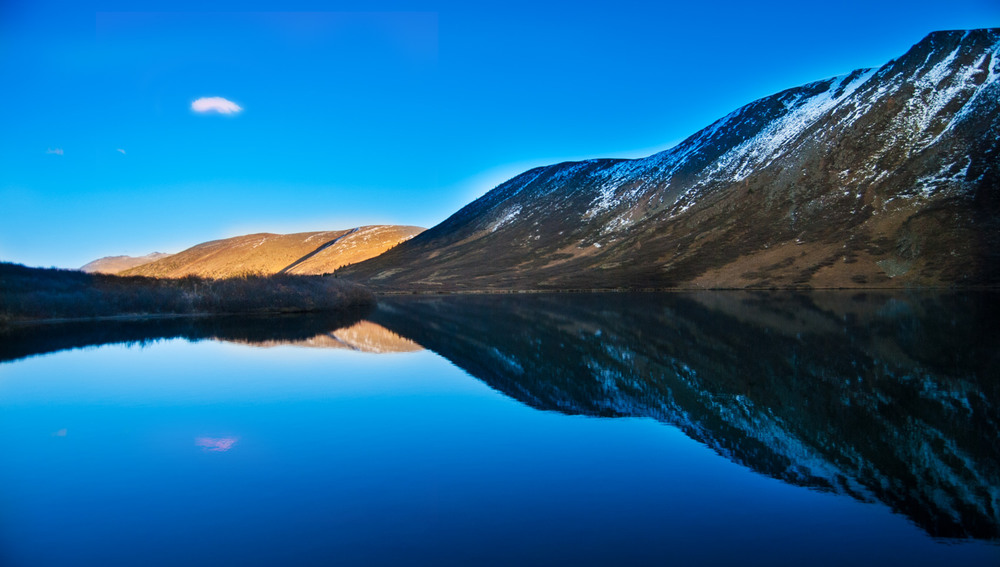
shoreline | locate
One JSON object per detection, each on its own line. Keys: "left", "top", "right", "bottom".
{"left": 372, "top": 285, "right": 1000, "bottom": 296}
{"left": 2, "top": 306, "right": 373, "bottom": 327}
{"left": 0, "top": 262, "right": 376, "bottom": 327}
{"left": 6, "top": 286, "right": 996, "bottom": 326}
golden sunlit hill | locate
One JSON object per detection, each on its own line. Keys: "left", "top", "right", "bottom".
{"left": 80, "top": 252, "right": 174, "bottom": 274}
{"left": 117, "top": 225, "right": 424, "bottom": 279}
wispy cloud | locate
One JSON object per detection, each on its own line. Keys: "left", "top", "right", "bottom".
{"left": 116, "top": 148, "right": 126, "bottom": 155}
{"left": 46, "top": 148, "right": 64, "bottom": 155}
{"left": 191, "top": 97, "right": 243, "bottom": 114}
{"left": 195, "top": 436, "right": 239, "bottom": 452}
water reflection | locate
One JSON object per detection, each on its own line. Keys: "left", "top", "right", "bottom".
{"left": 0, "top": 308, "right": 375, "bottom": 363}
{"left": 235, "top": 320, "right": 422, "bottom": 353}
{"left": 2, "top": 291, "right": 997, "bottom": 543}
{"left": 370, "top": 291, "right": 1000, "bottom": 541}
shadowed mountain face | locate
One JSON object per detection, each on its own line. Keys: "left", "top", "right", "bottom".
{"left": 370, "top": 291, "right": 1000, "bottom": 540}
{"left": 343, "top": 30, "right": 1000, "bottom": 290}
{"left": 119, "top": 225, "right": 424, "bottom": 278}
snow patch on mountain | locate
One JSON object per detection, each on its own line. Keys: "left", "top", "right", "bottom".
{"left": 915, "top": 159, "right": 971, "bottom": 197}
{"left": 905, "top": 46, "right": 996, "bottom": 150}
{"left": 584, "top": 181, "right": 643, "bottom": 221}
{"left": 489, "top": 205, "right": 522, "bottom": 232}
{"left": 713, "top": 69, "right": 877, "bottom": 183}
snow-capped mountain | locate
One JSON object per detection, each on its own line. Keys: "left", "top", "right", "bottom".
{"left": 343, "top": 29, "right": 1000, "bottom": 289}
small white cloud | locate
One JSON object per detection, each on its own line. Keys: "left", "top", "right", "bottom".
{"left": 196, "top": 436, "right": 238, "bottom": 452}
{"left": 116, "top": 148, "right": 126, "bottom": 155}
{"left": 191, "top": 96, "right": 243, "bottom": 114}
{"left": 46, "top": 148, "right": 64, "bottom": 155}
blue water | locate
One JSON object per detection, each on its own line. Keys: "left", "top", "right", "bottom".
{"left": 1, "top": 293, "right": 998, "bottom": 566}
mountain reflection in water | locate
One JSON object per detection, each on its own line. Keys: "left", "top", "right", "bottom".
{"left": 2, "top": 291, "right": 996, "bottom": 542}
{"left": 369, "top": 291, "right": 1000, "bottom": 541}
{"left": 233, "top": 320, "right": 423, "bottom": 353}
{"left": 0, "top": 308, "right": 374, "bottom": 363}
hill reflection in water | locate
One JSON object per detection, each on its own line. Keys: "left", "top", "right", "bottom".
{"left": 0, "top": 308, "right": 377, "bottom": 363}
{"left": 2, "top": 291, "right": 996, "bottom": 541}
{"left": 370, "top": 291, "right": 1000, "bottom": 541}
{"left": 233, "top": 320, "right": 423, "bottom": 353}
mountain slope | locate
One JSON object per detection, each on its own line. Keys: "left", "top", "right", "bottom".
{"left": 80, "top": 252, "right": 173, "bottom": 274}
{"left": 342, "top": 29, "right": 1000, "bottom": 290}
{"left": 121, "top": 225, "right": 424, "bottom": 279}
{"left": 283, "top": 225, "right": 426, "bottom": 275}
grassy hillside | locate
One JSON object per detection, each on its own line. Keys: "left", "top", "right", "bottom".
{"left": 80, "top": 252, "right": 174, "bottom": 274}
{"left": 120, "top": 225, "right": 424, "bottom": 278}
{"left": 284, "top": 225, "right": 426, "bottom": 275}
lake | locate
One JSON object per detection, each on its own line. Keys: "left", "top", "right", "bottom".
{"left": 1, "top": 292, "right": 998, "bottom": 566}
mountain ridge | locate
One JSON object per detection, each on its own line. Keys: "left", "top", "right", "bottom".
{"left": 118, "top": 224, "right": 424, "bottom": 279}
{"left": 340, "top": 29, "right": 1000, "bottom": 290}
{"left": 80, "top": 252, "right": 173, "bottom": 274}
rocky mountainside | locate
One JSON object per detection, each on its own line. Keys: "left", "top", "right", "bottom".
{"left": 370, "top": 292, "right": 1000, "bottom": 540}
{"left": 342, "top": 29, "right": 1000, "bottom": 290}
{"left": 119, "top": 225, "right": 424, "bottom": 278}
{"left": 80, "top": 252, "right": 173, "bottom": 274}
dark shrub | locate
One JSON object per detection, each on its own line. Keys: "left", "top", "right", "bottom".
{"left": 0, "top": 263, "right": 375, "bottom": 323}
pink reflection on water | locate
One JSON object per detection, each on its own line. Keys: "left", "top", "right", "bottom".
{"left": 195, "top": 437, "right": 238, "bottom": 452}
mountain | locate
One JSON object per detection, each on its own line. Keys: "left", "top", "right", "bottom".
{"left": 342, "top": 29, "right": 1000, "bottom": 290}
{"left": 370, "top": 292, "right": 1000, "bottom": 540}
{"left": 80, "top": 252, "right": 173, "bottom": 274}
{"left": 120, "top": 225, "right": 424, "bottom": 278}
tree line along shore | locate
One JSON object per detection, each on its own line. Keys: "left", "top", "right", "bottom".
{"left": 0, "top": 262, "right": 375, "bottom": 325}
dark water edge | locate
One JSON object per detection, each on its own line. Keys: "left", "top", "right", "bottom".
{"left": 2, "top": 290, "right": 997, "bottom": 543}
{"left": 370, "top": 290, "right": 1000, "bottom": 541}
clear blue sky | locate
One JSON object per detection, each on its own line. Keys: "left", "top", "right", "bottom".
{"left": 2, "top": 0, "right": 998, "bottom": 268}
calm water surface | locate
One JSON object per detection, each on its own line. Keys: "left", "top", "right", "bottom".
{"left": 1, "top": 292, "right": 997, "bottom": 566}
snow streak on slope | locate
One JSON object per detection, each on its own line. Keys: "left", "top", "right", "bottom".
{"left": 716, "top": 71, "right": 877, "bottom": 181}
{"left": 906, "top": 39, "right": 1000, "bottom": 151}
{"left": 489, "top": 205, "right": 522, "bottom": 232}
{"left": 578, "top": 70, "right": 878, "bottom": 223}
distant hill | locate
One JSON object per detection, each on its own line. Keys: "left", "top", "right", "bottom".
{"left": 80, "top": 252, "right": 173, "bottom": 274}
{"left": 341, "top": 29, "right": 1000, "bottom": 290}
{"left": 120, "top": 225, "right": 424, "bottom": 278}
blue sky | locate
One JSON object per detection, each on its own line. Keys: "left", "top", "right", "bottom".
{"left": 2, "top": 0, "right": 998, "bottom": 268}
